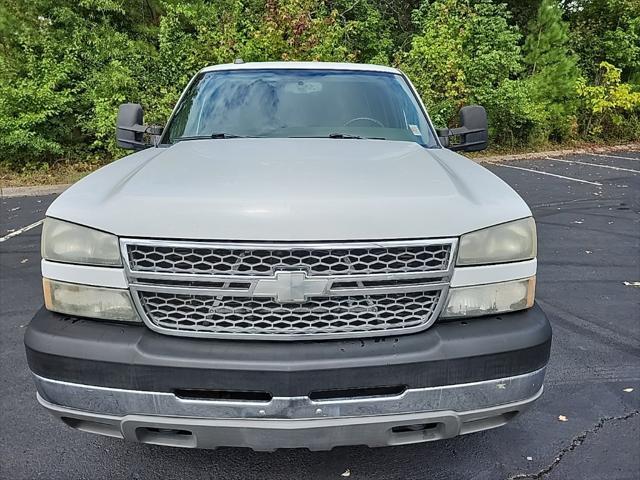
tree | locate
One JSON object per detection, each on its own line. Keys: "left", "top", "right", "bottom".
{"left": 523, "top": 0, "right": 579, "bottom": 139}
{"left": 1, "top": 0, "right": 639, "bottom": 169}
{"left": 567, "top": 0, "right": 640, "bottom": 84}
{"left": 398, "top": 0, "right": 522, "bottom": 130}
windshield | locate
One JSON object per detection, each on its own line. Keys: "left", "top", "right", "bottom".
{"left": 162, "top": 69, "right": 438, "bottom": 147}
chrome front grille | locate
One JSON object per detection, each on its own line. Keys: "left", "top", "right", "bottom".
{"left": 138, "top": 290, "right": 443, "bottom": 336}
{"left": 122, "top": 239, "right": 456, "bottom": 340}
{"left": 127, "top": 243, "right": 451, "bottom": 276}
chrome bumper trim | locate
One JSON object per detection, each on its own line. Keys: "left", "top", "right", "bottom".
{"left": 34, "top": 368, "right": 545, "bottom": 420}
{"left": 37, "top": 389, "right": 542, "bottom": 450}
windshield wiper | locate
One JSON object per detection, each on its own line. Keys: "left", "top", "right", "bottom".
{"left": 174, "top": 133, "right": 248, "bottom": 142}
{"left": 288, "top": 133, "right": 369, "bottom": 139}
{"left": 328, "top": 133, "right": 362, "bottom": 139}
{"left": 326, "top": 133, "right": 386, "bottom": 140}
{"left": 210, "top": 132, "right": 247, "bottom": 139}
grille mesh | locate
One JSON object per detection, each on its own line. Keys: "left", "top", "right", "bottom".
{"left": 124, "top": 239, "right": 454, "bottom": 339}
{"left": 127, "top": 244, "right": 451, "bottom": 276}
{"left": 138, "top": 290, "right": 442, "bottom": 336}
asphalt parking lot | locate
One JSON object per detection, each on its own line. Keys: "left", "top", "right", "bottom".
{"left": 1, "top": 150, "right": 639, "bottom": 480}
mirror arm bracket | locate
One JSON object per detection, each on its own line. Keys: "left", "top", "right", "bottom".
{"left": 117, "top": 124, "right": 164, "bottom": 150}
{"left": 118, "top": 124, "right": 163, "bottom": 135}
{"left": 118, "top": 124, "right": 148, "bottom": 134}
{"left": 448, "top": 126, "right": 486, "bottom": 136}
{"left": 448, "top": 140, "right": 487, "bottom": 151}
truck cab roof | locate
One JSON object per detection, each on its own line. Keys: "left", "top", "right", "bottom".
{"left": 200, "top": 61, "right": 401, "bottom": 75}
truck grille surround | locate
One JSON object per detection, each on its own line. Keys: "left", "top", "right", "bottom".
{"left": 122, "top": 239, "right": 457, "bottom": 340}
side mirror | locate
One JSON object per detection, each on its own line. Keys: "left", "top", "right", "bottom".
{"left": 116, "top": 103, "right": 163, "bottom": 150}
{"left": 437, "top": 105, "right": 488, "bottom": 152}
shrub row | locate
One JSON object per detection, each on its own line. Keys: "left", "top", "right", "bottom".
{"left": 0, "top": 0, "right": 638, "bottom": 170}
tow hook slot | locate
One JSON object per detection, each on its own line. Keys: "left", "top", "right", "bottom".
{"left": 391, "top": 423, "right": 439, "bottom": 433}
{"left": 309, "top": 385, "right": 406, "bottom": 401}
{"left": 135, "top": 427, "right": 196, "bottom": 448}
{"left": 389, "top": 422, "right": 446, "bottom": 444}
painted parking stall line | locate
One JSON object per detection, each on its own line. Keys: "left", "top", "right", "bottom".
{"left": 486, "top": 162, "right": 603, "bottom": 186}
{"left": 545, "top": 156, "right": 640, "bottom": 174}
{"left": 585, "top": 152, "right": 640, "bottom": 161}
{"left": 0, "top": 219, "right": 44, "bottom": 243}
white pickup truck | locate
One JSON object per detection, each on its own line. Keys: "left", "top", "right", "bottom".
{"left": 25, "top": 61, "right": 551, "bottom": 451}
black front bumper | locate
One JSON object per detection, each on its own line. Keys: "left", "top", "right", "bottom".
{"left": 25, "top": 305, "right": 551, "bottom": 397}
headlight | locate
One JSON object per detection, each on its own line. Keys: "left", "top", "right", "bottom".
{"left": 440, "top": 277, "right": 535, "bottom": 319}
{"left": 43, "top": 278, "right": 140, "bottom": 322}
{"left": 457, "top": 217, "right": 536, "bottom": 266}
{"left": 42, "top": 218, "right": 121, "bottom": 266}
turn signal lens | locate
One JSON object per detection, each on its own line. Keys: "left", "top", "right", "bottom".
{"left": 440, "top": 277, "right": 535, "bottom": 319}
{"left": 43, "top": 278, "right": 140, "bottom": 322}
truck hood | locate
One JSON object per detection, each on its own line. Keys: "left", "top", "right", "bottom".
{"left": 47, "top": 138, "right": 531, "bottom": 240}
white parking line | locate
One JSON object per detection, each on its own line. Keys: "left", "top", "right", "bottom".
{"left": 546, "top": 157, "right": 640, "bottom": 173}
{"left": 586, "top": 152, "right": 640, "bottom": 161}
{"left": 486, "top": 163, "right": 603, "bottom": 186}
{"left": 0, "top": 219, "right": 44, "bottom": 243}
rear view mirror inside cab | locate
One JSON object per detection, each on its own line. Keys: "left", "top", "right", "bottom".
{"left": 284, "top": 81, "right": 323, "bottom": 94}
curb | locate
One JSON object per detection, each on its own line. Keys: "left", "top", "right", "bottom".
{"left": 473, "top": 142, "right": 640, "bottom": 164}
{"left": 1, "top": 184, "right": 72, "bottom": 199}
{"left": 1, "top": 144, "right": 638, "bottom": 198}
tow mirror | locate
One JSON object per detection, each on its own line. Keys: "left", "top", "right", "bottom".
{"left": 437, "top": 105, "right": 488, "bottom": 152}
{"left": 116, "top": 103, "right": 163, "bottom": 150}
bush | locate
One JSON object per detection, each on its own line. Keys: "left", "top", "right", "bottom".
{"left": 398, "top": 0, "right": 522, "bottom": 133}
{"left": 477, "top": 79, "right": 548, "bottom": 147}
{"left": 0, "top": 0, "right": 639, "bottom": 171}
{"left": 577, "top": 62, "right": 640, "bottom": 140}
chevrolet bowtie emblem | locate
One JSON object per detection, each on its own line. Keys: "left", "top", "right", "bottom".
{"left": 253, "top": 271, "right": 328, "bottom": 303}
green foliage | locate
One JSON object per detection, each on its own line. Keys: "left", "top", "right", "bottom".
{"left": 577, "top": 62, "right": 640, "bottom": 138}
{"left": 398, "top": 0, "right": 469, "bottom": 126}
{"left": 398, "top": 1, "right": 522, "bottom": 122}
{"left": 477, "top": 79, "right": 548, "bottom": 147}
{"left": 568, "top": 0, "right": 640, "bottom": 83}
{"left": 523, "top": 0, "right": 579, "bottom": 140}
{"left": 0, "top": 0, "right": 159, "bottom": 166}
{"left": 0, "top": 0, "right": 638, "bottom": 170}
{"left": 399, "top": 0, "right": 525, "bottom": 141}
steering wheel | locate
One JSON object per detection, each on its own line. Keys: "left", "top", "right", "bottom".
{"left": 344, "top": 117, "right": 385, "bottom": 127}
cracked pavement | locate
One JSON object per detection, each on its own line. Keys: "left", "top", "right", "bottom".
{"left": 510, "top": 411, "right": 640, "bottom": 480}
{"left": 1, "top": 150, "right": 639, "bottom": 479}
